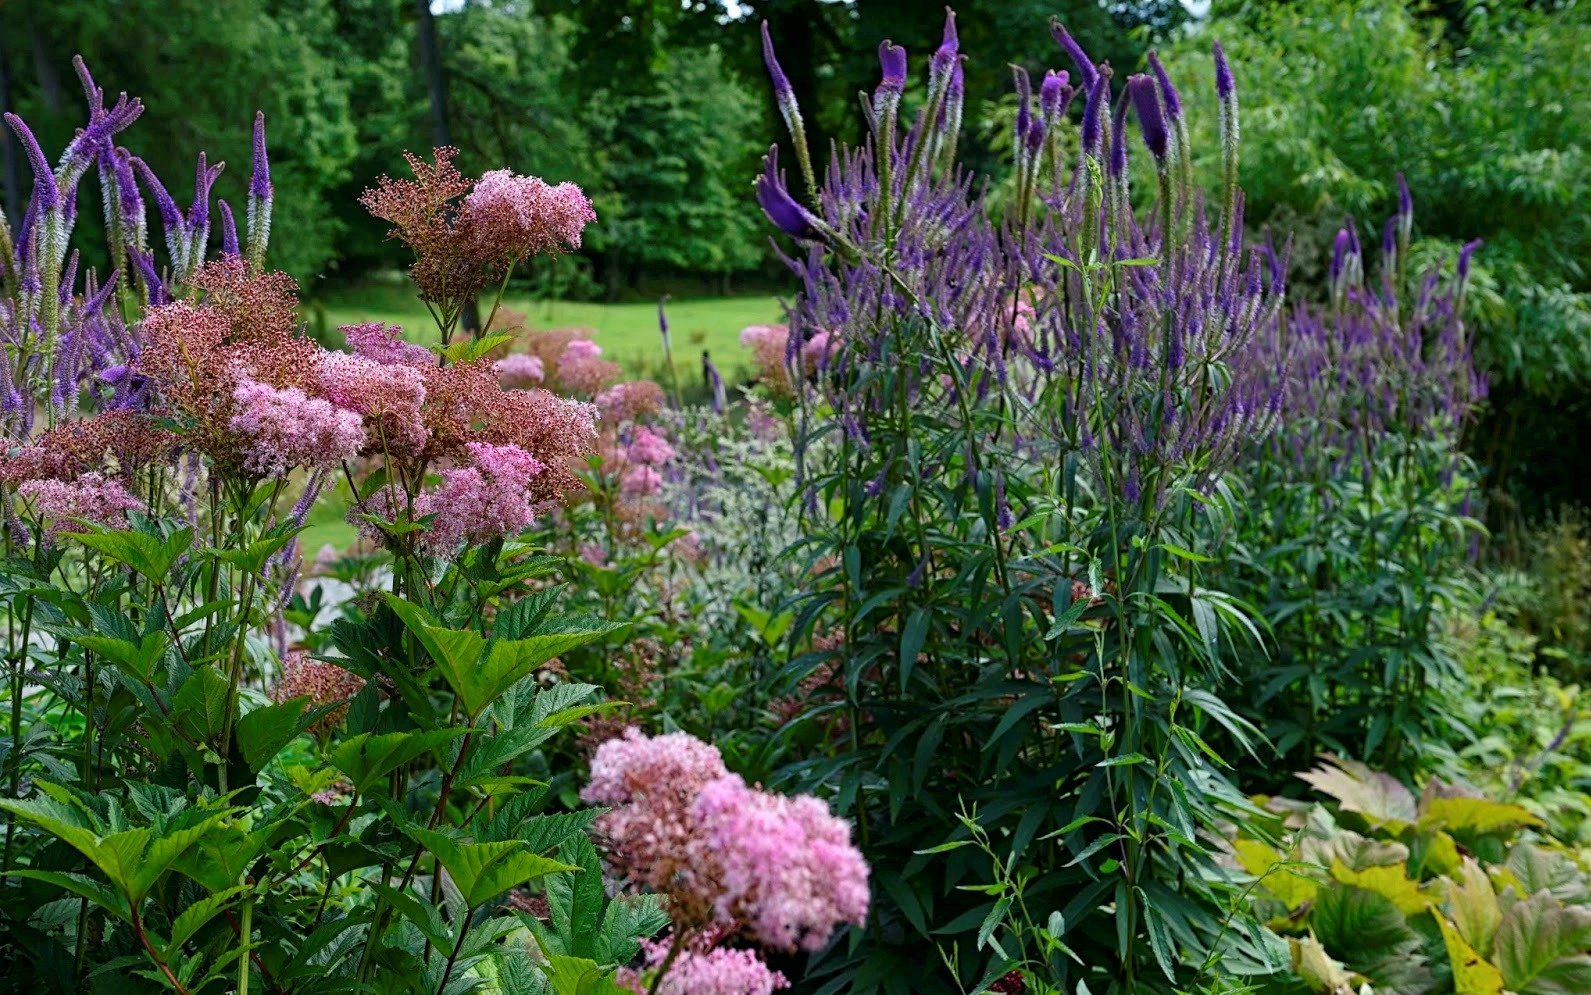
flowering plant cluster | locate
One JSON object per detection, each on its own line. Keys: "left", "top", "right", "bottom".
{"left": 735, "top": 10, "right": 1492, "bottom": 994}
{"left": 0, "top": 55, "right": 872, "bottom": 995}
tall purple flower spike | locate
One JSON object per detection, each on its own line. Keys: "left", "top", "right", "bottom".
{"left": 1457, "top": 239, "right": 1483, "bottom": 280}
{"left": 1128, "top": 75, "right": 1168, "bottom": 161}
{"left": 1213, "top": 41, "right": 1236, "bottom": 100}
{"left": 1039, "top": 70, "right": 1069, "bottom": 122}
{"left": 755, "top": 146, "right": 819, "bottom": 240}
{"left": 5, "top": 115, "right": 61, "bottom": 211}
{"left": 1050, "top": 20, "right": 1098, "bottom": 90}
{"left": 1080, "top": 72, "right": 1109, "bottom": 157}
{"left": 250, "top": 111, "right": 272, "bottom": 200}
{"left": 931, "top": 7, "right": 958, "bottom": 88}
{"left": 189, "top": 152, "right": 225, "bottom": 233}
{"left": 877, "top": 41, "right": 907, "bottom": 96}
{"left": 218, "top": 200, "right": 241, "bottom": 257}
{"left": 1146, "top": 52, "right": 1182, "bottom": 123}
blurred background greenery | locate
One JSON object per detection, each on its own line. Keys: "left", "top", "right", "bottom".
{"left": 1, "top": 0, "right": 1585, "bottom": 521}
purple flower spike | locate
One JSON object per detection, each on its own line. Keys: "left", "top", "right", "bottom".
{"left": 1213, "top": 41, "right": 1235, "bottom": 100}
{"left": 250, "top": 112, "right": 272, "bottom": 200}
{"left": 934, "top": 7, "right": 959, "bottom": 73}
{"left": 5, "top": 114, "right": 61, "bottom": 211}
{"left": 1050, "top": 20, "right": 1098, "bottom": 90}
{"left": 949, "top": 60, "right": 965, "bottom": 98}
{"left": 1128, "top": 75, "right": 1168, "bottom": 161}
{"left": 1146, "top": 52, "right": 1182, "bottom": 122}
{"left": 1457, "top": 239, "right": 1483, "bottom": 279}
{"left": 1330, "top": 229, "right": 1351, "bottom": 283}
{"left": 1013, "top": 67, "right": 1033, "bottom": 146}
{"left": 1396, "top": 173, "right": 1412, "bottom": 220}
{"left": 1080, "top": 71, "right": 1109, "bottom": 157}
{"left": 132, "top": 157, "right": 182, "bottom": 229}
{"left": 878, "top": 41, "right": 907, "bottom": 95}
{"left": 755, "top": 146, "right": 819, "bottom": 240}
{"left": 1109, "top": 88, "right": 1130, "bottom": 178}
{"left": 1040, "top": 70, "right": 1069, "bottom": 121}
{"left": 704, "top": 355, "right": 727, "bottom": 415}
{"left": 1381, "top": 217, "right": 1397, "bottom": 259}
{"left": 218, "top": 200, "right": 240, "bottom": 257}
{"left": 760, "top": 22, "right": 794, "bottom": 105}
{"left": 190, "top": 152, "right": 224, "bottom": 230}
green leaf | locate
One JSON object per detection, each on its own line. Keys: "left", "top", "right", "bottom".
{"left": 899, "top": 608, "right": 928, "bottom": 691}
{"left": 1449, "top": 856, "right": 1503, "bottom": 956}
{"left": 1493, "top": 890, "right": 1591, "bottom": 995}
{"left": 1298, "top": 757, "right": 1418, "bottom": 828}
{"left": 547, "top": 835, "right": 606, "bottom": 960}
{"left": 328, "top": 729, "right": 466, "bottom": 794}
{"left": 369, "top": 882, "right": 453, "bottom": 951}
{"left": 172, "top": 666, "right": 231, "bottom": 743}
{"left": 408, "top": 828, "right": 581, "bottom": 908}
{"left": 1310, "top": 884, "right": 1421, "bottom": 976}
{"left": 164, "top": 885, "right": 250, "bottom": 954}
{"left": 6, "top": 870, "right": 129, "bottom": 920}
{"left": 1438, "top": 914, "right": 1506, "bottom": 995}
{"left": 235, "top": 696, "right": 318, "bottom": 773}
{"left": 71, "top": 525, "right": 192, "bottom": 581}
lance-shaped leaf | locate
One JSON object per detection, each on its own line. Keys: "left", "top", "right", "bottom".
{"left": 236, "top": 695, "right": 339, "bottom": 773}
{"left": 408, "top": 827, "right": 580, "bottom": 908}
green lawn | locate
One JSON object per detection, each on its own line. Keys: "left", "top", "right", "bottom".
{"left": 311, "top": 283, "right": 781, "bottom": 378}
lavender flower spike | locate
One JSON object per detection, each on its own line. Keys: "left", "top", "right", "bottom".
{"left": 1213, "top": 40, "right": 1236, "bottom": 100}
{"left": 5, "top": 114, "right": 61, "bottom": 211}
{"left": 1039, "top": 70, "right": 1069, "bottom": 122}
{"left": 1050, "top": 20, "right": 1098, "bottom": 90}
{"left": 1128, "top": 75, "right": 1168, "bottom": 162}
{"left": 878, "top": 41, "right": 908, "bottom": 95}
{"left": 755, "top": 146, "right": 821, "bottom": 241}
{"left": 218, "top": 199, "right": 240, "bottom": 257}
{"left": 247, "top": 111, "right": 274, "bottom": 268}
{"left": 1080, "top": 71, "right": 1109, "bottom": 159}
{"left": 1457, "top": 239, "right": 1483, "bottom": 281}
{"left": 931, "top": 8, "right": 959, "bottom": 97}
{"left": 1146, "top": 52, "right": 1182, "bottom": 122}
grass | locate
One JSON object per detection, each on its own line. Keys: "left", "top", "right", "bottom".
{"left": 310, "top": 282, "right": 781, "bottom": 379}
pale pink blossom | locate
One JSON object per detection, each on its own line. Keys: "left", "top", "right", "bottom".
{"left": 626, "top": 426, "right": 676, "bottom": 467}
{"left": 495, "top": 352, "right": 546, "bottom": 388}
{"left": 594, "top": 380, "right": 666, "bottom": 423}
{"left": 229, "top": 379, "right": 365, "bottom": 476}
{"left": 464, "top": 170, "right": 596, "bottom": 260}
{"left": 800, "top": 330, "right": 836, "bottom": 369}
{"left": 341, "top": 322, "right": 435, "bottom": 368}
{"left": 558, "top": 339, "right": 620, "bottom": 395}
{"left": 617, "top": 937, "right": 788, "bottom": 995}
{"left": 693, "top": 774, "right": 870, "bottom": 951}
{"left": 416, "top": 441, "right": 546, "bottom": 550}
{"left": 315, "top": 351, "right": 429, "bottom": 455}
{"left": 621, "top": 464, "right": 663, "bottom": 497}
{"left": 17, "top": 472, "right": 144, "bottom": 540}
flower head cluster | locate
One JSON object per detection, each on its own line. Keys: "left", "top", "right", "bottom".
{"left": 315, "top": 351, "right": 429, "bottom": 456}
{"left": 558, "top": 338, "right": 621, "bottom": 396}
{"left": 739, "top": 324, "right": 792, "bottom": 393}
{"left": 618, "top": 936, "right": 789, "bottom": 995}
{"left": 343, "top": 322, "right": 435, "bottom": 368}
{"left": 415, "top": 441, "right": 546, "bottom": 551}
{"left": 626, "top": 426, "right": 676, "bottom": 467}
{"left": 229, "top": 379, "right": 365, "bottom": 477}
{"left": 271, "top": 650, "right": 366, "bottom": 736}
{"left": 462, "top": 170, "right": 595, "bottom": 261}
{"left": 582, "top": 729, "right": 868, "bottom": 951}
{"left": 361, "top": 149, "right": 594, "bottom": 311}
{"left": 17, "top": 472, "right": 143, "bottom": 541}
{"left": 494, "top": 352, "right": 546, "bottom": 389}
{"left": 692, "top": 774, "right": 871, "bottom": 951}
{"left": 594, "top": 380, "right": 666, "bottom": 423}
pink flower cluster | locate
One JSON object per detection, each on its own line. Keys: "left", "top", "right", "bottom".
{"left": 558, "top": 338, "right": 621, "bottom": 395}
{"left": 693, "top": 774, "right": 871, "bottom": 952}
{"left": 17, "top": 472, "right": 144, "bottom": 540}
{"left": 582, "top": 729, "right": 869, "bottom": 952}
{"left": 463, "top": 170, "right": 596, "bottom": 259}
{"left": 739, "top": 324, "right": 790, "bottom": 390}
{"left": 315, "top": 351, "right": 429, "bottom": 455}
{"left": 617, "top": 937, "right": 789, "bottom": 995}
{"left": 594, "top": 380, "right": 666, "bottom": 423}
{"left": 415, "top": 441, "right": 546, "bottom": 551}
{"left": 626, "top": 426, "right": 675, "bottom": 467}
{"left": 494, "top": 352, "right": 546, "bottom": 388}
{"left": 272, "top": 650, "right": 366, "bottom": 735}
{"left": 342, "top": 322, "right": 436, "bottom": 368}
{"left": 229, "top": 379, "right": 366, "bottom": 476}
